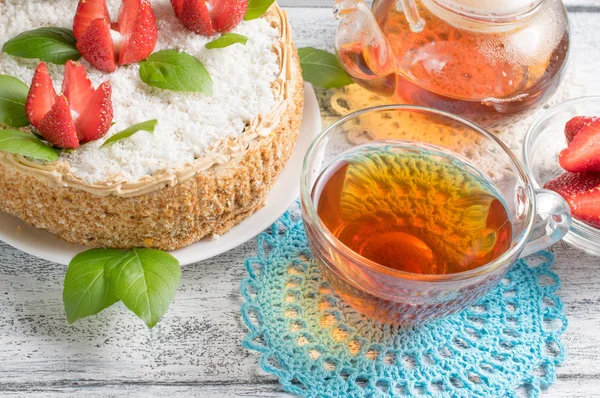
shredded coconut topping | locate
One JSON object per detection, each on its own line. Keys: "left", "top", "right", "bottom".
{"left": 0, "top": 0, "right": 280, "bottom": 184}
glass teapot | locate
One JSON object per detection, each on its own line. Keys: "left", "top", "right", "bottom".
{"left": 334, "top": 0, "right": 570, "bottom": 126}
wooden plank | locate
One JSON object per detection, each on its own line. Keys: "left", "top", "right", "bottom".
{"left": 2, "top": 377, "right": 600, "bottom": 397}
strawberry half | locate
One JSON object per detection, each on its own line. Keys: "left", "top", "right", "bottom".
{"left": 73, "top": 0, "right": 111, "bottom": 41}
{"left": 38, "top": 95, "right": 80, "bottom": 149}
{"left": 545, "top": 172, "right": 600, "bottom": 229}
{"left": 559, "top": 120, "right": 600, "bottom": 173}
{"left": 63, "top": 61, "right": 113, "bottom": 143}
{"left": 171, "top": 0, "right": 184, "bottom": 18}
{"left": 212, "top": 0, "right": 248, "bottom": 33}
{"left": 25, "top": 63, "right": 58, "bottom": 128}
{"left": 565, "top": 116, "right": 600, "bottom": 143}
{"left": 74, "top": 0, "right": 157, "bottom": 72}
{"left": 77, "top": 18, "right": 116, "bottom": 73}
{"left": 117, "top": 0, "right": 159, "bottom": 66}
{"left": 25, "top": 61, "right": 113, "bottom": 149}
{"left": 176, "top": 0, "right": 248, "bottom": 36}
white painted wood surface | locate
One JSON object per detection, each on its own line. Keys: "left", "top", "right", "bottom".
{"left": 1, "top": 1, "right": 600, "bottom": 397}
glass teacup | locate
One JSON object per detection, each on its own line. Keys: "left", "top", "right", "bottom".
{"left": 300, "top": 105, "right": 571, "bottom": 325}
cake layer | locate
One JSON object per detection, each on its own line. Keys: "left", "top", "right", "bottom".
{"left": 0, "top": 0, "right": 290, "bottom": 194}
{"left": 0, "top": 2, "right": 304, "bottom": 250}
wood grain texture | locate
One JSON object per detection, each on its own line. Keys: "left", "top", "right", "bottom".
{"left": 0, "top": 2, "right": 600, "bottom": 397}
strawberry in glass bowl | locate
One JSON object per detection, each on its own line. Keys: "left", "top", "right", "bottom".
{"left": 523, "top": 97, "right": 600, "bottom": 256}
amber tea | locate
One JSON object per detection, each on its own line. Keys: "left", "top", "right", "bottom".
{"left": 313, "top": 143, "right": 512, "bottom": 275}
{"left": 336, "top": 0, "right": 570, "bottom": 125}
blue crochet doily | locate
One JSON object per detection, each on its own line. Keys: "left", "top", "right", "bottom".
{"left": 241, "top": 209, "right": 567, "bottom": 398}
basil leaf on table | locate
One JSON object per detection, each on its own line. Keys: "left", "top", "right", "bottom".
{"left": 245, "top": 0, "right": 275, "bottom": 20}
{"left": 108, "top": 248, "right": 181, "bottom": 328}
{"left": 63, "top": 249, "right": 124, "bottom": 324}
{"left": 139, "top": 50, "right": 213, "bottom": 94}
{"left": 2, "top": 27, "right": 80, "bottom": 65}
{"left": 206, "top": 33, "right": 248, "bottom": 49}
{"left": 101, "top": 119, "right": 157, "bottom": 148}
{"left": 298, "top": 47, "right": 354, "bottom": 89}
{"left": 0, "top": 129, "right": 59, "bottom": 161}
{"left": 0, "top": 75, "right": 30, "bottom": 127}
{"left": 63, "top": 248, "right": 181, "bottom": 328}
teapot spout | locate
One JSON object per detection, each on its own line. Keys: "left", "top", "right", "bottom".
{"left": 334, "top": 0, "right": 397, "bottom": 93}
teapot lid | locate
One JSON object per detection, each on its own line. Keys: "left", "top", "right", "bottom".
{"left": 429, "top": 0, "right": 545, "bottom": 20}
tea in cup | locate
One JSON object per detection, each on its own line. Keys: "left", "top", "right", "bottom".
{"left": 301, "top": 105, "right": 571, "bottom": 324}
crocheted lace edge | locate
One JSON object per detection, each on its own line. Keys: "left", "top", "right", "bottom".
{"left": 240, "top": 212, "right": 567, "bottom": 397}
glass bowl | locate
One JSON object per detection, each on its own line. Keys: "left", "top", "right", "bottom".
{"left": 301, "top": 105, "right": 571, "bottom": 325}
{"left": 523, "top": 96, "right": 600, "bottom": 256}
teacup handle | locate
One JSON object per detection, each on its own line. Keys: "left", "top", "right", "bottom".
{"left": 520, "top": 189, "right": 572, "bottom": 258}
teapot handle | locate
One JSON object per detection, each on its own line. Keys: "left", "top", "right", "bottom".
{"left": 334, "top": 0, "right": 397, "bottom": 82}
{"left": 333, "top": 0, "right": 425, "bottom": 91}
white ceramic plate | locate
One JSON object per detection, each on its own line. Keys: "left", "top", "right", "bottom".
{"left": 0, "top": 83, "right": 321, "bottom": 266}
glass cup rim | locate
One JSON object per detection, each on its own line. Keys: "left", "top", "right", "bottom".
{"left": 523, "top": 95, "right": 600, "bottom": 239}
{"left": 300, "top": 104, "right": 536, "bottom": 283}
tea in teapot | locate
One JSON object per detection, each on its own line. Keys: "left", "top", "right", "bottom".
{"left": 335, "top": 0, "right": 570, "bottom": 126}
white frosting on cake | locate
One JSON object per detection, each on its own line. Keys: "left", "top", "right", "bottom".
{"left": 0, "top": 0, "right": 280, "bottom": 184}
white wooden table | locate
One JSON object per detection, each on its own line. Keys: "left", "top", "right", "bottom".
{"left": 1, "top": 1, "right": 600, "bottom": 397}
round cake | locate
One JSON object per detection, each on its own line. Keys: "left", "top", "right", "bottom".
{"left": 0, "top": 0, "right": 304, "bottom": 250}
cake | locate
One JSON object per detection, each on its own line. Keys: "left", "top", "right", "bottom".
{"left": 0, "top": 0, "right": 304, "bottom": 251}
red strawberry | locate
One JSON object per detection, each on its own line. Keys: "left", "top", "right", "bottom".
{"left": 565, "top": 116, "right": 600, "bottom": 143}
{"left": 559, "top": 121, "right": 600, "bottom": 173}
{"left": 545, "top": 172, "right": 600, "bottom": 198}
{"left": 179, "top": 0, "right": 213, "bottom": 36}
{"left": 76, "top": 81, "right": 113, "bottom": 143}
{"left": 76, "top": 18, "right": 117, "bottom": 73}
{"left": 25, "top": 63, "right": 58, "bottom": 128}
{"left": 545, "top": 172, "right": 600, "bottom": 228}
{"left": 62, "top": 62, "right": 113, "bottom": 142}
{"left": 74, "top": 0, "right": 157, "bottom": 72}
{"left": 62, "top": 60, "right": 95, "bottom": 115}
{"left": 177, "top": 0, "right": 248, "bottom": 36}
{"left": 171, "top": 0, "right": 184, "bottom": 18}
{"left": 117, "top": 0, "right": 158, "bottom": 65}
{"left": 569, "top": 186, "right": 600, "bottom": 228}
{"left": 212, "top": 0, "right": 248, "bottom": 33}
{"left": 38, "top": 95, "right": 80, "bottom": 149}
{"left": 73, "top": 0, "right": 111, "bottom": 40}
{"left": 25, "top": 61, "right": 113, "bottom": 148}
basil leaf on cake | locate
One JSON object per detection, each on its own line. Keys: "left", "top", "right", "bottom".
{"left": 0, "top": 0, "right": 303, "bottom": 326}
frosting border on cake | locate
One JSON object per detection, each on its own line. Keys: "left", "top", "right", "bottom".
{"left": 0, "top": 4, "right": 293, "bottom": 198}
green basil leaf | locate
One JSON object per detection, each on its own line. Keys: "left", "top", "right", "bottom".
{"left": 298, "top": 47, "right": 354, "bottom": 89}
{"left": 63, "top": 249, "right": 124, "bottom": 324}
{"left": 244, "top": 0, "right": 275, "bottom": 20}
{"left": 139, "top": 50, "right": 213, "bottom": 94}
{"left": 206, "top": 33, "right": 248, "bottom": 49}
{"left": 101, "top": 119, "right": 157, "bottom": 148}
{"left": 0, "top": 75, "right": 30, "bottom": 127}
{"left": 0, "top": 129, "right": 59, "bottom": 161}
{"left": 109, "top": 248, "right": 181, "bottom": 328}
{"left": 2, "top": 27, "right": 80, "bottom": 65}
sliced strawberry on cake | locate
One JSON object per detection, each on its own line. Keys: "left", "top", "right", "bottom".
{"left": 559, "top": 119, "right": 600, "bottom": 172}
{"left": 25, "top": 61, "right": 113, "bottom": 148}
{"left": 545, "top": 172, "right": 600, "bottom": 228}
{"left": 174, "top": 0, "right": 248, "bottom": 36}
{"left": 74, "top": 0, "right": 158, "bottom": 72}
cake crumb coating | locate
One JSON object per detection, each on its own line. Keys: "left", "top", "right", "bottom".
{"left": 0, "top": 53, "right": 303, "bottom": 250}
